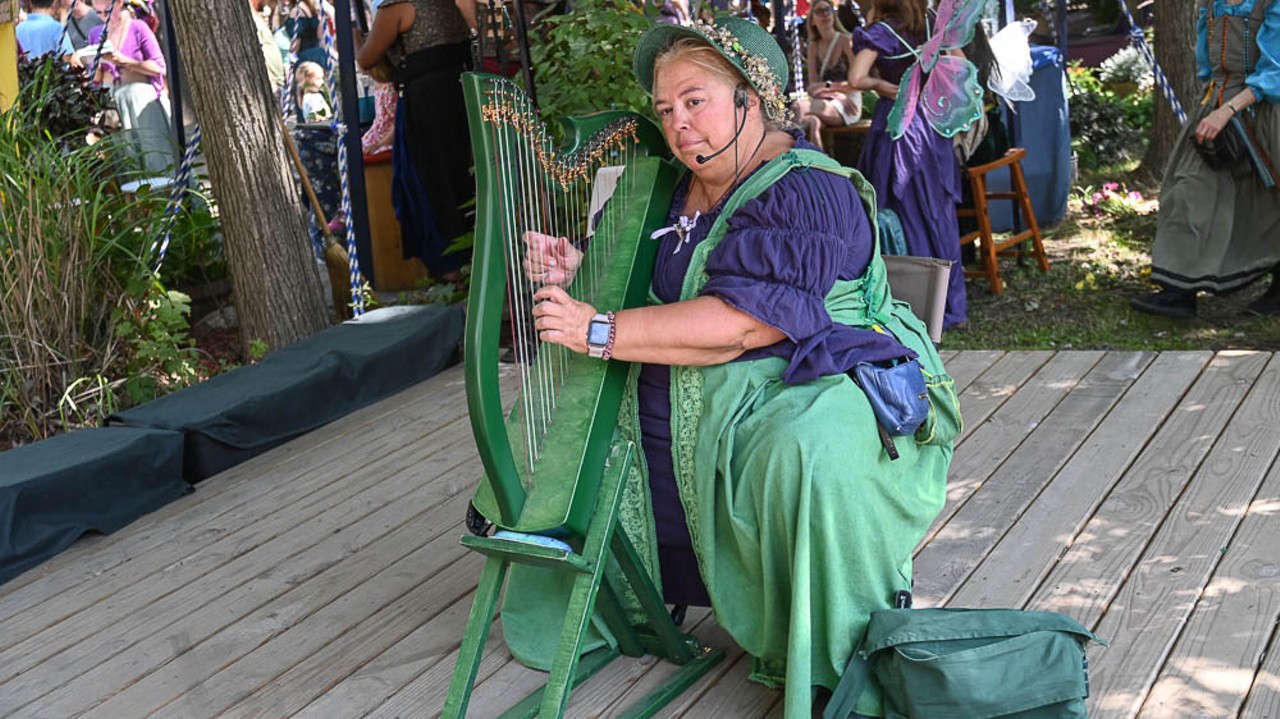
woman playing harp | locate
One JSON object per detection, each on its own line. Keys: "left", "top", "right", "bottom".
{"left": 519, "top": 16, "right": 957, "bottom": 717}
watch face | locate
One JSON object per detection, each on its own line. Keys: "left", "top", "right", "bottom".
{"left": 588, "top": 320, "right": 611, "bottom": 347}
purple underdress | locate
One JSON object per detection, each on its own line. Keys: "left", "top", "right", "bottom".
{"left": 853, "top": 20, "right": 967, "bottom": 328}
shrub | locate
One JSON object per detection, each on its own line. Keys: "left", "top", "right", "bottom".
{"left": 1098, "top": 45, "right": 1154, "bottom": 93}
{"left": 0, "top": 59, "right": 205, "bottom": 447}
{"left": 527, "top": 0, "right": 657, "bottom": 126}
{"left": 1068, "top": 62, "right": 1151, "bottom": 170}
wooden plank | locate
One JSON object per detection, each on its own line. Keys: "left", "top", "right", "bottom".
{"left": 915, "top": 351, "right": 1155, "bottom": 605}
{"left": 0, "top": 366, "right": 469, "bottom": 604}
{"left": 1030, "top": 351, "right": 1268, "bottom": 626}
{"left": 922, "top": 351, "right": 1102, "bottom": 551}
{"left": 942, "top": 349, "right": 1005, "bottom": 395}
{"left": 6, "top": 433, "right": 480, "bottom": 717}
{"left": 1089, "top": 353, "right": 1280, "bottom": 718}
{"left": 1240, "top": 623, "right": 1280, "bottom": 718}
{"left": 952, "top": 350, "right": 1054, "bottom": 447}
{"left": 358, "top": 621, "right": 517, "bottom": 719}
{"left": 0, "top": 409, "right": 477, "bottom": 692}
{"left": 286, "top": 589, "right": 487, "bottom": 719}
{"left": 1139, "top": 454, "right": 1280, "bottom": 717}
{"left": 1052, "top": 352, "right": 1280, "bottom": 718}
{"left": 0, "top": 369, "right": 472, "bottom": 637}
{"left": 670, "top": 652, "right": 780, "bottom": 718}
{"left": 947, "top": 352, "right": 1213, "bottom": 609}
{"left": 167, "top": 553, "right": 486, "bottom": 719}
{"left": 75, "top": 493, "right": 478, "bottom": 719}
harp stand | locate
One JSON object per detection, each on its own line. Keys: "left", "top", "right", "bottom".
{"left": 442, "top": 440, "right": 725, "bottom": 718}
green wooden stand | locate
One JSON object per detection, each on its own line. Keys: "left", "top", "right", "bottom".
{"left": 442, "top": 442, "right": 724, "bottom": 718}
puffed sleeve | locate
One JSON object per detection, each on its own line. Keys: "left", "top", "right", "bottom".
{"left": 701, "top": 167, "right": 910, "bottom": 384}
{"left": 852, "top": 22, "right": 902, "bottom": 57}
{"left": 1248, "top": 0, "right": 1280, "bottom": 103}
{"left": 1196, "top": 2, "right": 1212, "bottom": 82}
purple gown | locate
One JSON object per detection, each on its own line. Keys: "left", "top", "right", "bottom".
{"left": 853, "top": 20, "right": 967, "bottom": 328}
{"left": 639, "top": 130, "right": 912, "bottom": 605}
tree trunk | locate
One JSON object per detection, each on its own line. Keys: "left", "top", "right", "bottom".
{"left": 167, "top": 0, "right": 331, "bottom": 357}
{"left": 1142, "top": 0, "right": 1197, "bottom": 176}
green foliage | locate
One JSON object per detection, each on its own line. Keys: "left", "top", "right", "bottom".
{"left": 112, "top": 283, "right": 202, "bottom": 405}
{"left": 1067, "top": 62, "right": 1152, "bottom": 170}
{"left": 158, "top": 189, "right": 228, "bottom": 290}
{"left": 527, "top": 0, "right": 657, "bottom": 126}
{"left": 16, "top": 53, "right": 114, "bottom": 144}
{"left": 248, "top": 338, "right": 271, "bottom": 362}
{"left": 0, "top": 58, "right": 210, "bottom": 447}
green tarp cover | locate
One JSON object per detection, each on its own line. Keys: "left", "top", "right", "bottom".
{"left": 0, "top": 426, "right": 189, "bottom": 585}
{"left": 109, "top": 304, "right": 464, "bottom": 481}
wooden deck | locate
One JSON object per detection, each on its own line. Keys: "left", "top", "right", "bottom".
{"left": 3, "top": 350, "right": 1280, "bottom": 718}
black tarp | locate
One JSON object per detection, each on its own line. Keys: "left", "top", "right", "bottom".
{"left": 0, "top": 427, "right": 190, "bottom": 585}
{"left": 108, "top": 304, "right": 464, "bottom": 481}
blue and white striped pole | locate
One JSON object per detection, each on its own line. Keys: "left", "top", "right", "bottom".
{"left": 152, "top": 125, "right": 203, "bottom": 275}
{"left": 1115, "top": 0, "right": 1186, "bottom": 124}
{"left": 318, "top": 0, "right": 365, "bottom": 317}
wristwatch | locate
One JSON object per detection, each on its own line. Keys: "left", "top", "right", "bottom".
{"left": 586, "top": 312, "right": 614, "bottom": 359}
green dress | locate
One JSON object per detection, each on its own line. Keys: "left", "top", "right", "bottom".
{"left": 502, "top": 149, "right": 958, "bottom": 718}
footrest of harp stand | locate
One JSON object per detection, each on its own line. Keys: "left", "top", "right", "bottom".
{"left": 460, "top": 533, "right": 593, "bottom": 573}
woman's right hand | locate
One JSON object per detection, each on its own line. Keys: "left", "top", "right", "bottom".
{"left": 523, "top": 231, "right": 583, "bottom": 286}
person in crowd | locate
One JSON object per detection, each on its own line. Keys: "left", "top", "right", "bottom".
{"left": 285, "top": 0, "right": 333, "bottom": 71}
{"left": 62, "top": 0, "right": 103, "bottom": 51}
{"left": 360, "top": 80, "right": 397, "bottom": 155}
{"left": 16, "top": 0, "right": 74, "bottom": 62}
{"left": 294, "top": 60, "right": 331, "bottom": 122}
{"left": 89, "top": 0, "right": 173, "bottom": 177}
{"left": 1130, "top": 0, "right": 1279, "bottom": 318}
{"left": 793, "top": 0, "right": 862, "bottom": 151}
{"left": 850, "top": 0, "right": 966, "bottom": 328}
{"left": 354, "top": 0, "right": 477, "bottom": 280}
{"left": 521, "top": 16, "right": 955, "bottom": 717}
{"left": 249, "top": 0, "right": 286, "bottom": 92}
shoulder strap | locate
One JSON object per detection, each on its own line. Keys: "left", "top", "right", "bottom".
{"left": 819, "top": 35, "right": 840, "bottom": 78}
{"left": 824, "top": 648, "right": 870, "bottom": 719}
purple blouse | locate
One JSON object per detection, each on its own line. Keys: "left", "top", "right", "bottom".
{"left": 88, "top": 20, "right": 166, "bottom": 99}
{"left": 851, "top": 18, "right": 929, "bottom": 85}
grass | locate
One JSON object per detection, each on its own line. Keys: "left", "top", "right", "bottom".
{"left": 941, "top": 161, "right": 1280, "bottom": 352}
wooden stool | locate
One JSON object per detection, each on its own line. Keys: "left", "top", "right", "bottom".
{"left": 956, "top": 147, "right": 1049, "bottom": 294}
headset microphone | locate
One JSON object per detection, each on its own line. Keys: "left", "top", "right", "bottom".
{"left": 695, "top": 87, "right": 750, "bottom": 165}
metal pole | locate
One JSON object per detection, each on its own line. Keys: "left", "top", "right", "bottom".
{"left": 331, "top": 0, "right": 373, "bottom": 287}
{"left": 161, "top": 1, "right": 187, "bottom": 163}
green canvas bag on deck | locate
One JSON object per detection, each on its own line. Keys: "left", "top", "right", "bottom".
{"left": 826, "top": 608, "right": 1105, "bottom": 719}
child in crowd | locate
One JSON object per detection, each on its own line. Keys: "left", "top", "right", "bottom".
{"left": 294, "top": 60, "right": 332, "bottom": 123}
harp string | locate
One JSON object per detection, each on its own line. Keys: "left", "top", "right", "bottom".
{"left": 480, "top": 76, "right": 643, "bottom": 478}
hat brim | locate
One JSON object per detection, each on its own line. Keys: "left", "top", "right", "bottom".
{"left": 633, "top": 24, "right": 723, "bottom": 95}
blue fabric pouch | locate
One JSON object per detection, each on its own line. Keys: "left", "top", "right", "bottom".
{"left": 852, "top": 359, "right": 930, "bottom": 436}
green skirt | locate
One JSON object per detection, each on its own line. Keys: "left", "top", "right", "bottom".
{"left": 1151, "top": 100, "right": 1280, "bottom": 293}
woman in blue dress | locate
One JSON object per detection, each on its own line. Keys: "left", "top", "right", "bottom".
{"left": 522, "top": 16, "right": 957, "bottom": 717}
{"left": 850, "top": 0, "right": 968, "bottom": 329}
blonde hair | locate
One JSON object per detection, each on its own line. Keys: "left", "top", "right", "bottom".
{"left": 294, "top": 61, "right": 326, "bottom": 107}
{"left": 650, "top": 37, "right": 787, "bottom": 129}
{"left": 806, "top": 1, "right": 849, "bottom": 43}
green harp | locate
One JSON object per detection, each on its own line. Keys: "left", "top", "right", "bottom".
{"left": 444, "top": 73, "right": 722, "bottom": 718}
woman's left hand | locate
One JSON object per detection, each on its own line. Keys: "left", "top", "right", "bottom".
{"left": 1195, "top": 106, "right": 1232, "bottom": 144}
{"left": 532, "top": 285, "right": 597, "bottom": 354}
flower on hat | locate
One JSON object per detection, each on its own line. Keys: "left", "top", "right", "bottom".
{"left": 689, "top": 19, "right": 789, "bottom": 122}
